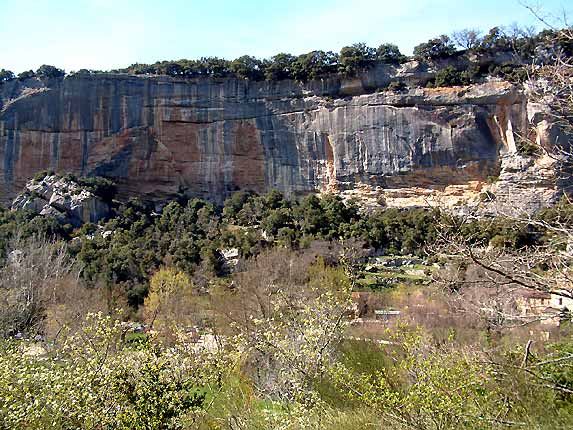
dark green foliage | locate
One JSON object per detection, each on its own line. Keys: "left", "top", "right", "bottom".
{"left": 220, "top": 228, "right": 262, "bottom": 258}
{"left": 263, "top": 53, "right": 296, "bottom": 80}
{"left": 318, "top": 194, "right": 360, "bottom": 239}
{"left": 195, "top": 57, "right": 232, "bottom": 78}
{"left": 120, "top": 51, "right": 327, "bottom": 82}
{"left": 230, "top": 55, "right": 264, "bottom": 80}
{"left": 477, "top": 27, "right": 510, "bottom": 53}
{"left": 338, "top": 43, "right": 376, "bottom": 75}
{"left": 0, "top": 207, "right": 69, "bottom": 260}
{"left": 264, "top": 189, "right": 290, "bottom": 210}
{"left": 95, "top": 26, "right": 570, "bottom": 87}
{"left": 261, "top": 207, "right": 294, "bottom": 238}
{"left": 118, "top": 50, "right": 341, "bottom": 82}
{"left": 122, "top": 62, "right": 159, "bottom": 75}
{"left": 488, "top": 62, "right": 528, "bottom": 83}
{"left": 376, "top": 43, "right": 407, "bottom": 64}
{"left": 413, "top": 35, "right": 457, "bottom": 60}
{"left": 295, "top": 194, "right": 328, "bottom": 237}
{"left": 3, "top": 169, "right": 569, "bottom": 311}
{"left": 73, "top": 197, "right": 221, "bottom": 306}
{"left": 77, "top": 176, "right": 117, "bottom": 202}
{"left": 460, "top": 63, "right": 482, "bottom": 84}
{"left": 366, "top": 208, "right": 441, "bottom": 255}
{"left": 456, "top": 217, "right": 538, "bottom": 249}
{"left": 73, "top": 68, "right": 104, "bottom": 75}
{"left": 291, "top": 50, "right": 339, "bottom": 81}
{"left": 224, "top": 191, "right": 356, "bottom": 242}
{"left": 387, "top": 80, "right": 407, "bottom": 92}
{"left": 17, "top": 70, "right": 35, "bottom": 80}
{"left": 0, "top": 69, "right": 15, "bottom": 83}
{"left": 35, "top": 65, "right": 65, "bottom": 80}
{"left": 434, "top": 66, "right": 467, "bottom": 87}
{"left": 222, "top": 190, "right": 259, "bottom": 224}
{"left": 119, "top": 57, "right": 233, "bottom": 78}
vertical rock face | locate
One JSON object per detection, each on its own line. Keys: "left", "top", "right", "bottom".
{"left": 0, "top": 71, "right": 542, "bottom": 208}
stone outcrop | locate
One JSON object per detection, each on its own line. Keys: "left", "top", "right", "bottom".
{"left": 0, "top": 66, "right": 563, "bottom": 212}
{"left": 480, "top": 153, "right": 561, "bottom": 216}
{"left": 11, "top": 175, "right": 110, "bottom": 226}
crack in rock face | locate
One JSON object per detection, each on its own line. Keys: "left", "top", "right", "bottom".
{"left": 0, "top": 73, "right": 564, "bottom": 214}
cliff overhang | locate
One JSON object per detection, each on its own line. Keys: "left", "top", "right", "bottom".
{"left": 0, "top": 69, "right": 561, "bottom": 213}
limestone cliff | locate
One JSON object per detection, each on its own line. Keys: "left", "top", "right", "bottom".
{"left": 0, "top": 69, "right": 558, "bottom": 210}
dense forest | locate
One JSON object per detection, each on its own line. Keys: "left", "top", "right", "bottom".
{"left": 0, "top": 174, "right": 554, "bottom": 309}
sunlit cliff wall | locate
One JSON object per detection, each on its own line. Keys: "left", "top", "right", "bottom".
{"left": 0, "top": 68, "right": 537, "bottom": 208}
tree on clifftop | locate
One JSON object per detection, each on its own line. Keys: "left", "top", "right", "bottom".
{"left": 36, "top": 65, "right": 65, "bottom": 79}
{"left": 291, "top": 50, "right": 339, "bottom": 81}
{"left": 338, "top": 42, "right": 377, "bottom": 75}
{"left": 376, "top": 43, "right": 408, "bottom": 64}
{"left": 17, "top": 70, "right": 35, "bottom": 80}
{"left": 451, "top": 28, "right": 483, "bottom": 50}
{"left": 413, "top": 35, "right": 457, "bottom": 60}
{"left": 0, "top": 69, "right": 15, "bottom": 82}
{"left": 230, "top": 55, "right": 264, "bottom": 80}
{"left": 263, "top": 53, "right": 296, "bottom": 80}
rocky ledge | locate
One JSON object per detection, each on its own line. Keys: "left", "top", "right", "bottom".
{"left": 11, "top": 175, "right": 110, "bottom": 226}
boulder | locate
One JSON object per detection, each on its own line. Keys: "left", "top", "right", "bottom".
{"left": 11, "top": 175, "right": 110, "bottom": 226}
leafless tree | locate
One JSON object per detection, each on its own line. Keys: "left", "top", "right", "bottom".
{"left": 427, "top": 16, "right": 573, "bottom": 396}
{"left": 451, "top": 28, "right": 483, "bottom": 50}
{"left": 0, "top": 235, "right": 81, "bottom": 337}
{"left": 212, "top": 247, "right": 352, "bottom": 404}
{"left": 434, "top": 4, "right": 573, "bottom": 311}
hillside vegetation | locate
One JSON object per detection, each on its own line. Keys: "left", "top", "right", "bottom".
{"left": 2, "top": 174, "right": 573, "bottom": 428}
{"left": 1, "top": 25, "right": 571, "bottom": 88}
{"left": 1, "top": 20, "right": 573, "bottom": 430}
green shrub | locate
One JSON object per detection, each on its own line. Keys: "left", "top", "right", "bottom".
{"left": 36, "top": 64, "right": 65, "bottom": 80}
{"left": 387, "top": 80, "right": 407, "bottom": 92}
{"left": 32, "top": 169, "right": 55, "bottom": 182}
{"left": 376, "top": 43, "right": 408, "bottom": 64}
{"left": 434, "top": 66, "right": 466, "bottom": 87}
{"left": 413, "top": 35, "right": 457, "bottom": 60}
{"left": 338, "top": 43, "right": 376, "bottom": 75}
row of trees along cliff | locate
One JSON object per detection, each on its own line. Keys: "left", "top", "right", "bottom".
{"left": 1, "top": 26, "right": 572, "bottom": 88}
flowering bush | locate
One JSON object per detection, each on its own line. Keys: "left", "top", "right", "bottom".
{"left": 0, "top": 312, "right": 234, "bottom": 429}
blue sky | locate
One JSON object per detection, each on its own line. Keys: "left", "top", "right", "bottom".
{"left": 1, "top": 0, "right": 570, "bottom": 73}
